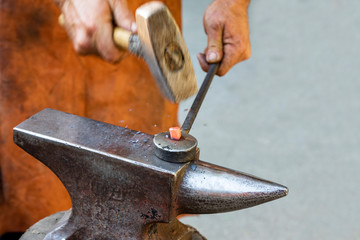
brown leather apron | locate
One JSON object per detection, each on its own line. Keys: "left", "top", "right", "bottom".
{"left": 0, "top": 0, "right": 181, "bottom": 233}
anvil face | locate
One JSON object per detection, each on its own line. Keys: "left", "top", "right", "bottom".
{"left": 13, "top": 109, "right": 287, "bottom": 240}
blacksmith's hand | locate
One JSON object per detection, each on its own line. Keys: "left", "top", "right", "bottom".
{"left": 197, "top": 0, "right": 251, "bottom": 76}
{"left": 55, "top": 0, "right": 136, "bottom": 62}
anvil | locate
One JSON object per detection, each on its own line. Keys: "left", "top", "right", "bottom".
{"left": 14, "top": 109, "right": 287, "bottom": 240}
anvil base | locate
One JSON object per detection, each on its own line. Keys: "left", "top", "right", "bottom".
{"left": 20, "top": 210, "right": 206, "bottom": 240}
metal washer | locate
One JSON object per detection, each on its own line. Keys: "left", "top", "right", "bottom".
{"left": 153, "top": 131, "right": 198, "bottom": 163}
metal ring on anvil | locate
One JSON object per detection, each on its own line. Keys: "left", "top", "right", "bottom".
{"left": 153, "top": 131, "right": 198, "bottom": 163}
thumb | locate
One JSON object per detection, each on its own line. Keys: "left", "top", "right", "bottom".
{"left": 109, "top": 0, "right": 136, "bottom": 32}
{"left": 204, "top": 21, "right": 224, "bottom": 63}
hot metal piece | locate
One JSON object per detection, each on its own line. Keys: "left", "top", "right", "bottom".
{"left": 153, "top": 63, "right": 219, "bottom": 163}
{"left": 14, "top": 109, "right": 287, "bottom": 240}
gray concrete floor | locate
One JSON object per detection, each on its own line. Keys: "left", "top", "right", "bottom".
{"left": 179, "top": 0, "right": 360, "bottom": 239}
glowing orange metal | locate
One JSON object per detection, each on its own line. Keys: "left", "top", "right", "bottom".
{"left": 169, "top": 127, "right": 181, "bottom": 140}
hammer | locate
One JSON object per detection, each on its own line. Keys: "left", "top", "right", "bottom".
{"left": 60, "top": 1, "right": 198, "bottom": 103}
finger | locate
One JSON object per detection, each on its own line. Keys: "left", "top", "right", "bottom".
{"left": 73, "top": 27, "right": 94, "bottom": 54}
{"left": 217, "top": 45, "right": 251, "bottom": 76}
{"left": 217, "top": 44, "right": 239, "bottom": 76}
{"left": 217, "top": 59, "right": 232, "bottom": 76}
{"left": 217, "top": 34, "right": 251, "bottom": 76}
{"left": 95, "top": 21, "right": 125, "bottom": 62}
{"left": 54, "top": 0, "right": 65, "bottom": 8}
{"left": 61, "top": 16, "right": 95, "bottom": 54}
{"left": 109, "top": 0, "right": 136, "bottom": 33}
{"left": 197, "top": 53, "right": 210, "bottom": 72}
{"left": 203, "top": 16, "right": 224, "bottom": 63}
{"left": 60, "top": 1, "right": 95, "bottom": 54}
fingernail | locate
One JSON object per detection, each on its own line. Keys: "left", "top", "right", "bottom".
{"left": 206, "top": 51, "right": 219, "bottom": 62}
{"left": 131, "top": 22, "right": 137, "bottom": 33}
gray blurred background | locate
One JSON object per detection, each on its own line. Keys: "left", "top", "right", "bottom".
{"left": 179, "top": 0, "right": 360, "bottom": 239}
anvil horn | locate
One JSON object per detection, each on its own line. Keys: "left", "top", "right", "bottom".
{"left": 177, "top": 161, "right": 288, "bottom": 214}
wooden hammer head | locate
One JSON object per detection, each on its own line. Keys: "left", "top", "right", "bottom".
{"left": 136, "top": 2, "right": 197, "bottom": 103}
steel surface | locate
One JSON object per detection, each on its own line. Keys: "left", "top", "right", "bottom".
{"left": 14, "top": 109, "right": 287, "bottom": 239}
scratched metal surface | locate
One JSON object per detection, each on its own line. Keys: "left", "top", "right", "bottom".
{"left": 180, "top": 0, "right": 360, "bottom": 239}
{"left": 14, "top": 108, "right": 182, "bottom": 173}
{"left": 14, "top": 109, "right": 178, "bottom": 239}
{"left": 15, "top": 109, "right": 286, "bottom": 239}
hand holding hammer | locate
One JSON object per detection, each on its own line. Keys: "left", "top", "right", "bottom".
{"left": 55, "top": 0, "right": 135, "bottom": 62}
{"left": 55, "top": 0, "right": 252, "bottom": 76}
{"left": 57, "top": 1, "right": 198, "bottom": 103}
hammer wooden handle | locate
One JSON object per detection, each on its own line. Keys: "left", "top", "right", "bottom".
{"left": 113, "top": 28, "right": 132, "bottom": 50}
{"left": 58, "top": 14, "right": 138, "bottom": 53}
